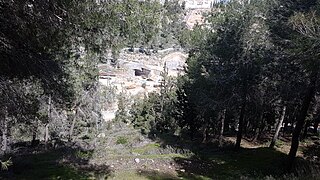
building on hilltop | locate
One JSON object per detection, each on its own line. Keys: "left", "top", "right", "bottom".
{"left": 184, "top": 0, "right": 230, "bottom": 9}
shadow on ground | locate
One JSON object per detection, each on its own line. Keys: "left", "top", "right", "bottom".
{"left": 302, "top": 142, "right": 320, "bottom": 161}
{"left": 0, "top": 146, "right": 111, "bottom": 180}
{"left": 137, "top": 169, "right": 179, "bottom": 180}
{"left": 146, "top": 133, "right": 320, "bottom": 179}
{"left": 174, "top": 147, "right": 288, "bottom": 179}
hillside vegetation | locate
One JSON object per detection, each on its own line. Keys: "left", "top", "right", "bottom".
{"left": 1, "top": 0, "right": 320, "bottom": 179}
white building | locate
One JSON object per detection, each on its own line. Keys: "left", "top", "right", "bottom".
{"left": 184, "top": 0, "right": 229, "bottom": 9}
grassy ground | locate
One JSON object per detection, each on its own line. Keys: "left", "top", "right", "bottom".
{"left": 105, "top": 147, "right": 289, "bottom": 180}
{"left": 1, "top": 149, "right": 90, "bottom": 180}
{"left": 0, "top": 148, "right": 111, "bottom": 180}
{"left": 1, "top": 129, "right": 319, "bottom": 180}
{"left": 0, "top": 143, "right": 302, "bottom": 180}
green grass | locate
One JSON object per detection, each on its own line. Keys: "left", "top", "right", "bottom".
{"left": 116, "top": 136, "right": 129, "bottom": 145}
{"left": 105, "top": 147, "right": 289, "bottom": 180}
{"left": 98, "top": 153, "right": 186, "bottom": 160}
{"left": 137, "top": 153, "right": 186, "bottom": 159}
{"left": 274, "top": 140, "right": 285, "bottom": 148}
{"left": 75, "top": 150, "right": 94, "bottom": 160}
{"left": 108, "top": 170, "right": 215, "bottom": 180}
{"left": 175, "top": 147, "right": 288, "bottom": 180}
{"left": 131, "top": 143, "right": 161, "bottom": 154}
{"left": 1, "top": 144, "right": 313, "bottom": 180}
{"left": 109, "top": 170, "right": 177, "bottom": 180}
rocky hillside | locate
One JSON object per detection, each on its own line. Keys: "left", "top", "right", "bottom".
{"left": 99, "top": 49, "right": 187, "bottom": 121}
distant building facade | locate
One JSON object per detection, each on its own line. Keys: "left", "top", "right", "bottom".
{"left": 184, "top": 0, "right": 229, "bottom": 9}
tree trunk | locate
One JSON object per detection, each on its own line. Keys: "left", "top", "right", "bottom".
{"left": 258, "top": 118, "right": 267, "bottom": 139}
{"left": 235, "top": 100, "right": 246, "bottom": 150}
{"left": 45, "top": 95, "right": 52, "bottom": 144}
{"left": 225, "top": 117, "right": 230, "bottom": 132}
{"left": 235, "top": 76, "right": 248, "bottom": 150}
{"left": 313, "top": 117, "right": 319, "bottom": 135}
{"left": 32, "top": 131, "right": 36, "bottom": 142}
{"left": 253, "top": 112, "right": 264, "bottom": 142}
{"left": 201, "top": 120, "right": 209, "bottom": 144}
{"left": 288, "top": 71, "right": 318, "bottom": 169}
{"left": 219, "top": 109, "right": 226, "bottom": 147}
{"left": 202, "top": 127, "right": 207, "bottom": 143}
{"left": 68, "top": 109, "right": 78, "bottom": 142}
{"left": 32, "top": 127, "right": 37, "bottom": 145}
{"left": 270, "top": 106, "right": 286, "bottom": 148}
{"left": 302, "top": 121, "right": 310, "bottom": 140}
{"left": 243, "top": 120, "right": 250, "bottom": 137}
{"left": 253, "top": 127, "right": 260, "bottom": 142}
{"left": 44, "top": 124, "right": 49, "bottom": 142}
{"left": 1, "top": 113, "right": 8, "bottom": 153}
{"left": 283, "top": 121, "right": 288, "bottom": 136}
{"left": 190, "top": 125, "right": 195, "bottom": 140}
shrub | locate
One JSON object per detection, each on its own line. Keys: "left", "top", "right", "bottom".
{"left": 1, "top": 158, "right": 13, "bottom": 171}
{"left": 116, "top": 136, "right": 128, "bottom": 145}
{"left": 75, "top": 150, "right": 93, "bottom": 160}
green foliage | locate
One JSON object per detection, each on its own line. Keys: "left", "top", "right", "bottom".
{"left": 75, "top": 150, "right": 93, "bottom": 160}
{"left": 179, "top": 25, "right": 210, "bottom": 50}
{"left": 157, "top": 0, "right": 186, "bottom": 49}
{"left": 115, "top": 92, "right": 131, "bottom": 123}
{"left": 3, "top": 0, "right": 320, "bottom": 178}
{"left": 173, "top": 0, "right": 320, "bottom": 149}
{"left": 116, "top": 136, "right": 129, "bottom": 145}
{"left": 131, "top": 143, "right": 161, "bottom": 155}
{"left": 130, "top": 96, "right": 156, "bottom": 134}
{"left": 275, "top": 140, "right": 285, "bottom": 148}
{"left": 176, "top": 0, "right": 274, "bottom": 141}
{"left": 0, "top": 158, "right": 12, "bottom": 171}
{"left": 0, "top": 0, "right": 177, "bottom": 148}
{"left": 130, "top": 68, "right": 179, "bottom": 134}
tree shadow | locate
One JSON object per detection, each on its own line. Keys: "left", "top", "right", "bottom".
{"left": 174, "top": 147, "right": 288, "bottom": 179}
{"left": 137, "top": 169, "right": 179, "bottom": 180}
{"left": 148, "top": 133, "right": 320, "bottom": 179}
{"left": 0, "top": 145, "right": 112, "bottom": 180}
{"left": 302, "top": 142, "right": 320, "bottom": 161}
{"left": 148, "top": 133, "right": 234, "bottom": 158}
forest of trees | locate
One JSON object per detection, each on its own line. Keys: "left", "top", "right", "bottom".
{"left": 1, "top": 0, "right": 320, "bottom": 179}
{"left": 126, "top": 0, "right": 320, "bottom": 170}
{"left": 0, "top": 0, "right": 186, "bottom": 144}
{"left": 0, "top": 0, "right": 185, "bottom": 152}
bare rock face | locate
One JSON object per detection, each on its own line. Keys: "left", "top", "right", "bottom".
{"left": 99, "top": 50, "right": 187, "bottom": 122}
{"left": 97, "top": 133, "right": 106, "bottom": 138}
{"left": 134, "top": 158, "right": 140, "bottom": 164}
